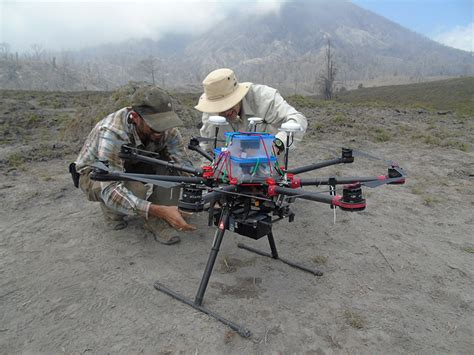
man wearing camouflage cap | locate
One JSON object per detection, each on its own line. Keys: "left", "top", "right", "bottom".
{"left": 74, "top": 86, "right": 195, "bottom": 245}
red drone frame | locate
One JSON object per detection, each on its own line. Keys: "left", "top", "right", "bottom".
{"left": 90, "top": 128, "right": 406, "bottom": 338}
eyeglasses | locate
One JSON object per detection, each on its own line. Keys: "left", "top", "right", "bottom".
{"left": 220, "top": 102, "right": 240, "bottom": 116}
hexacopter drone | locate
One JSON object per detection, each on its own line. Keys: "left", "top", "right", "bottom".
{"left": 91, "top": 116, "right": 406, "bottom": 337}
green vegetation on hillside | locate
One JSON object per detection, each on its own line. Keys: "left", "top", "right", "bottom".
{"left": 336, "top": 77, "right": 474, "bottom": 117}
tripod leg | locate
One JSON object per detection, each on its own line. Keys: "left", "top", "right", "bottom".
{"left": 194, "top": 206, "right": 230, "bottom": 306}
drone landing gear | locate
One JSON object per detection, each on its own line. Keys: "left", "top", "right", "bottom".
{"left": 237, "top": 233, "right": 323, "bottom": 276}
{"left": 153, "top": 207, "right": 322, "bottom": 338}
{"left": 154, "top": 206, "right": 252, "bottom": 338}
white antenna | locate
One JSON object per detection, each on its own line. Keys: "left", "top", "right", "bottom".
{"left": 208, "top": 115, "right": 229, "bottom": 126}
{"left": 279, "top": 121, "right": 302, "bottom": 133}
{"left": 279, "top": 121, "right": 302, "bottom": 170}
{"left": 208, "top": 116, "right": 228, "bottom": 150}
{"left": 248, "top": 117, "right": 264, "bottom": 132}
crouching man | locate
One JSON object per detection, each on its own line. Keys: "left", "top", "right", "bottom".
{"left": 73, "top": 86, "right": 195, "bottom": 245}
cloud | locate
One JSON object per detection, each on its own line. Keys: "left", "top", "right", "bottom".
{"left": 239, "top": 0, "right": 282, "bottom": 15}
{"left": 0, "top": 0, "right": 283, "bottom": 52}
{"left": 433, "top": 22, "right": 473, "bottom": 52}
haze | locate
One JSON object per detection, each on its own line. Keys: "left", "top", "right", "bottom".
{"left": 0, "top": 0, "right": 283, "bottom": 52}
{"left": 1, "top": 0, "right": 471, "bottom": 53}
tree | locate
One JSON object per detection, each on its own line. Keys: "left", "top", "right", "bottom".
{"left": 30, "top": 43, "right": 44, "bottom": 62}
{"left": 0, "top": 42, "right": 10, "bottom": 59}
{"left": 319, "top": 38, "right": 337, "bottom": 100}
{"left": 292, "top": 60, "right": 301, "bottom": 95}
{"left": 137, "top": 55, "right": 159, "bottom": 86}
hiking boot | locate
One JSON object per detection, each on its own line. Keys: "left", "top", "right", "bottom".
{"left": 144, "top": 218, "right": 180, "bottom": 245}
{"left": 105, "top": 219, "right": 128, "bottom": 231}
{"left": 100, "top": 203, "right": 128, "bottom": 230}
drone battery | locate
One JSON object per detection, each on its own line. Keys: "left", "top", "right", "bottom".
{"left": 224, "top": 132, "right": 275, "bottom": 159}
{"left": 214, "top": 212, "right": 272, "bottom": 239}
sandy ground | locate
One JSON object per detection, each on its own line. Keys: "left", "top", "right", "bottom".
{"left": 1, "top": 107, "right": 473, "bottom": 354}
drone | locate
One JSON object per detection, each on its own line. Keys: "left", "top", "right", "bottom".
{"left": 90, "top": 116, "right": 406, "bottom": 337}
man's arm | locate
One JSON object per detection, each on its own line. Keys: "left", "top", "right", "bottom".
{"left": 199, "top": 112, "right": 215, "bottom": 155}
{"left": 254, "top": 85, "right": 308, "bottom": 147}
{"left": 96, "top": 128, "right": 151, "bottom": 218}
{"left": 160, "top": 128, "right": 194, "bottom": 171}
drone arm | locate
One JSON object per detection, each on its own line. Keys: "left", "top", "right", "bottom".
{"left": 188, "top": 138, "right": 214, "bottom": 162}
{"left": 202, "top": 186, "right": 238, "bottom": 204}
{"left": 286, "top": 157, "right": 346, "bottom": 174}
{"left": 299, "top": 176, "right": 385, "bottom": 186}
{"left": 91, "top": 170, "right": 205, "bottom": 185}
{"left": 286, "top": 148, "right": 354, "bottom": 175}
{"left": 299, "top": 165, "right": 405, "bottom": 187}
{"left": 272, "top": 186, "right": 334, "bottom": 204}
{"left": 272, "top": 186, "right": 366, "bottom": 211}
{"left": 119, "top": 151, "right": 203, "bottom": 176}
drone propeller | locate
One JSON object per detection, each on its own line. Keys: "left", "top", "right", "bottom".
{"left": 339, "top": 148, "right": 408, "bottom": 178}
{"left": 362, "top": 176, "right": 403, "bottom": 188}
{"left": 90, "top": 162, "right": 198, "bottom": 188}
{"left": 361, "top": 165, "right": 406, "bottom": 188}
{"left": 90, "top": 161, "right": 111, "bottom": 172}
{"left": 113, "top": 173, "right": 183, "bottom": 188}
{"left": 351, "top": 149, "right": 398, "bottom": 167}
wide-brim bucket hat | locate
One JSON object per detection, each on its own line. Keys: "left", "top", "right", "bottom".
{"left": 195, "top": 68, "right": 252, "bottom": 113}
{"left": 131, "top": 86, "right": 183, "bottom": 132}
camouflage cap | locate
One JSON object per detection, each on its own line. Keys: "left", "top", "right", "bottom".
{"left": 131, "top": 87, "right": 183, "bottom": 132}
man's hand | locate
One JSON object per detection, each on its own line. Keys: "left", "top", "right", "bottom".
{"left": 273, "top": 138, "right": 285, "bottom": 155}
{"left": 149, "top": 204, "right": 196, "bottom": 231}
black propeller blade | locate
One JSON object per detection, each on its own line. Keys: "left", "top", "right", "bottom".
{"left": 90, "top": 162, "right": 191, "bottom": 188}
{"left": 351, "top": 149, "right": 396, "bottom": 166}
{"left": 362, "top": 176, "right": 405, "bottom": 188}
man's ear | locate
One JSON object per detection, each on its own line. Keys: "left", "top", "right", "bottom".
{"left": 128, "top": 111, "right": 140, "bottom": 124}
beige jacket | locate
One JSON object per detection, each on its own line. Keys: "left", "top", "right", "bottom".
{"left": 199, "top": 84, "right": 307, "bottom": 154}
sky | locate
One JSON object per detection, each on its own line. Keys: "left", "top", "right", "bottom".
{"left": 352, "top": 0, "right": 473, "bottom": 51}
{"left": 0, "top": 0, "right": 472, "bottom": 53}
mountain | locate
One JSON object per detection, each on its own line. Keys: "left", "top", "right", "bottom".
{"left": 181, "top": 0, "right": 472, "bottom": 91}
{"left": 0, "top": 0, "right": 472, "bottom": 92}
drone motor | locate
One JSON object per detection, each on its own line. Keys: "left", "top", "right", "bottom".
{"left": 178, "top": 185, "right": 204, "bottom": 212}
{"left": 339, "top": 183, "right": 366, "bottom": 211}
{"left": 388, "top": 165, "right": 405, "bottom": 184}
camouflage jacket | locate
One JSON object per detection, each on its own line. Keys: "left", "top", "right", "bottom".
{"left": 75, "top": 107, "right": 193, "bottom": 217}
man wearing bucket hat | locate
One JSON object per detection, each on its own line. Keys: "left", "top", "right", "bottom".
{"left": 74, "top": 86, "right": 195, "bottom": 245}
{"left": 195, "top": 68, "right": 307, "bottom": 155}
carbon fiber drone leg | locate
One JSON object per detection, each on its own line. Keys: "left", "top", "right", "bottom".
{"left": 238, "top": 233, "right": 323, "bottom": 276}
{"left": 194, "top": 207, "right": 230, "bottom": 306}
{"left": 154, "top": 205, "right": 252, "bottom": 338}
